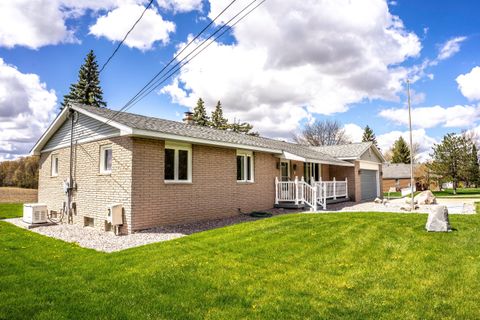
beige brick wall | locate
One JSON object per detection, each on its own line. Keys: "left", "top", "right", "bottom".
{"left": 38, "top": 136, "right": 133, "bottom": 233}
{"left": 131, "top": 138, "right": 279, "bottom": 230}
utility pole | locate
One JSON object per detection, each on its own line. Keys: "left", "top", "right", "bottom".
{"left": 407, "top": 80, "right": 414, "bottom": 211}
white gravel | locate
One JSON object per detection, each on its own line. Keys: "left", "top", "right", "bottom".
{"left": 4, "top": 218, "right": 185, "bottom": 253}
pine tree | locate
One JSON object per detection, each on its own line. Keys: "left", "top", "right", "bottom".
{"left": 391, "top": 136, "right": 411, "bottom": 164}
{"left": 192, "top": 98, "right": 209, "bottom": 126}
{"left": 61, "top": 50, "right": 106, "bottom": 108}
{"left": 362, "top": 125, "right": 379, "bottom": 149}
{"left": 210, "top": 101, "right": 228, "bottom": 130}
{"left": 466, "top": 143, "right": 480, "bottom": 187}
{"left": 230, "top": 118, "right": 258, "bottom": 135}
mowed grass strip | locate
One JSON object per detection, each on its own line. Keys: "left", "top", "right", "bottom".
{"left": 1, "top": 212, "right": 480, "bottom": 319}
{"left": 0, "top": 203, "right": 23, "bottom": 219}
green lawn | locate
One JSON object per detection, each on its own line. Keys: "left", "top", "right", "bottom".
{"left": 2, "top": 213, "right": 480, "bottom": 319}
{"left": 0, "top": 203, "right": 23, "bottom": 219}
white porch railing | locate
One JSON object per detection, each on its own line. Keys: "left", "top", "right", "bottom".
{"left": 275, "top": 176, "right": 348, "bottom": 210}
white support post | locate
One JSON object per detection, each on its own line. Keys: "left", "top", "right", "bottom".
{"left": 275, "top": 177, "right": 279, "bottom": 205}
{"left": 294, "top": 176, "right": 299, "bottom": 205}
{"left": 333, "top": 177, "right": 337, "bottom": 200}
{"left": 311, "top": 176, "right": 314, "bottom": 185}
{"left": 323, "top": 182, "right": 327, "bottom": 210}
{"left": 313, "top": 185, "right": 317, "bottom": 212}
{"left": 345, "top": 177, "right": 348, "bottom": 198}
{"left": 300, "top": 176, "right": 305, "bottom": 204}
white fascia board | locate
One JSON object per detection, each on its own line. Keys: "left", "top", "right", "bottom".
{"left": 313, "top": 160, "right": 355, "bottom": 167}
{"left": 338, "top": 156, "right": 358, "bottom": 160}
{"left": 359, "top": 160, "right": 380, "bottom": 170}
{"left": 40, "top": 133, "right": 120, "bottom": 154}
{"left": 30, "top": 107, "right": 70, "bottom": 155}
{"left": 131, "top": 128, "right": 283, "bottom": 154}
{"left": 279, "top": 151, "right": 306, "bottom": 162}
{"left": 70, "top": 105, "right": 133, "bottom": 134}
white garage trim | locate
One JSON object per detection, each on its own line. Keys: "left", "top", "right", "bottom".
{"left": 359, "top": 160, "right": 380, "bottom": 170}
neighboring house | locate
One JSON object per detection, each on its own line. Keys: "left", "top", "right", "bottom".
{"left": 32, "top": 104, "right": 383, "bottom": 234}
{"left": 382, "top": 163, "right": 421, "bottom": 192}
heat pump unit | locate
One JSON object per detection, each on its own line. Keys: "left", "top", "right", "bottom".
{"left": 107, "top": 204, "right": 123, "bottom": 225}
{"left": 23, "top": 204, "right": 48, "bottom": 224}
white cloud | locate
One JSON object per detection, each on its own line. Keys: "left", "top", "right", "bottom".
{"left": 162, "top": 0, "right": 421, "bottom": 138}
{"left": 379, "top": 104, "right": 480, "bottom": 129}
{"left": 377, "top": 129, "right": 437, "bottom": 162}
{"left": 0, "top": 58, "right": 57, "bottom": 160}
{"left": 344, "top": 123, "right": 364, "bottom": 142}
{"left": 89, "top": 4, "right": 175, "bottom": 51}
{"left": 437, "top": 36, "right": 467, "bottom": 61}
{"left": 156, "top": 0, "right": 203, "bottom": 12}
{"left": 456, "top": 66, "right": 480, "bottom": 101}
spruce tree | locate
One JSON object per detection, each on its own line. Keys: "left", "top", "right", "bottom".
{"left": 391, "top": 136, "right": 411, "bottom": 164}
{"left": 192, "top": 98, "right": 209, "bottom": 126}
{"left": 362, "top": 125, "right": 379, "bottom": 149}
{"left": 467, "top": 143, "right": 480, "bottom": 187}
{"left": 61, "top": 50, "right": 106, "bottom": 108}
{"left": 210, "top": 101, "right": 228, "bottom": 130}
{"left": 230, "top": 118, "right": 258, "bottom": 135}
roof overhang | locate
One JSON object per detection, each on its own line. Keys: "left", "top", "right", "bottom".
{"left": 277, "top": 151, "right": 354, "bottom": 167}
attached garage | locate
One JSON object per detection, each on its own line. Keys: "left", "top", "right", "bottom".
{"left": 361, "top": 169, "right": 378, "bottom": 200}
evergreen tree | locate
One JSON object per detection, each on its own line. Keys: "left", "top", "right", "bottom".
{"left": 210, "top": 101, "right": 228, "bottom": 130}
{"left": 192, "top": 98, "right": 209, "bottom": 126}
{"left": 230, "top": 118, "right": 258, "bottom": 136}
{"left": 429, "top": 133, "right": 469, "bottom": 194}
{"left": 362, "top": 125, "right": 379, "bottom": 149}
{"left": 466, "top": 143, "right": 480, "bottom": 187}
{"left": 61, "top": 50, "right": 106, "bottom": 108}
{"left": 391, "top": 136, "right": 411, "bottom": 164}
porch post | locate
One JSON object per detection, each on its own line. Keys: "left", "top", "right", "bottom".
{"left": 345, "top": 177, "right": 348, "bottom": 198}
{"left": 294, "top": 176, "right": 299, "bottom": 205}
{"left": 323, "top": 182, "right": 327, "bottom": 210}
{"left": 300, "top": 176, "right": 305, "bottom": 204}
{"left": 333, "top": 177, "right": 337, "bottom": 200}
{"left": 275, "top": 177, "right": 279, "bottom": 205}
{"left": 313, "top": 184, "right": 317, "bottom": 212}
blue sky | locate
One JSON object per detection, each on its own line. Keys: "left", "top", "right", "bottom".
{"left": 0, "top": 0, "right": 479, "bottom": 161}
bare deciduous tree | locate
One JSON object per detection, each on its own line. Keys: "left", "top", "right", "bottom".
{"left": 293, "top": 119, "right": 351, "bottom": 146}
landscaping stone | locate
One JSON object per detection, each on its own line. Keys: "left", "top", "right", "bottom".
{"left": 426, "top": 205, "right": 452, "bottom": 232}
{"left": 414, "top": 190, "right": 437, "bottom": 205}
{"left": 374, "top": 197, "right": 382, "bottom": 204}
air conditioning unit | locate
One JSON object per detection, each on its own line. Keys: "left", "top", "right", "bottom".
{"left": 106, "top": 204, "right": 123, "bottom": 225}
{"left": 23, "top": 204, "right": 48, "bottom": 224}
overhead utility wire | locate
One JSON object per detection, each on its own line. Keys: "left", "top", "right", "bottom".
{"left": 94, "top": 0, "right": 238, "bottom": 130}
{"left": 122, "top": 0, "right": 262, "bottom": 112}
{"left": 123, "top": 0, "right": 266, "bottom": 116}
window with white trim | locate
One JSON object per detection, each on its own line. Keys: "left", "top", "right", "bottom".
{"left": 100, "top": 145, "right": 112, "bottom": 174}
{"left": 51, "top": 154, "right": 59, "bottom": 177}
{"left": 236, "top": 150, "right": 254, "bottom": 182}
{"left": 164, "top": 142, "right": 192, "bottom": 182}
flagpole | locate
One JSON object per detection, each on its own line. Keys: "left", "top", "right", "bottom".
{"left": 407, "top": 79, "right": 414, "bottom": 211}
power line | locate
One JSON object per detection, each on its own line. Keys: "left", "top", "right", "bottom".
{"left": 123, "top": 0, "right": 266, "bottom": 116}
{"left": 99, "top": 0, "right": 155, "bottom": 74}
{"left": 94, "top": 0, "right": 239, "bottom": 130}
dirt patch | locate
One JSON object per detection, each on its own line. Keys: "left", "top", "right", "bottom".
{"left": 0, "top": 187, "right": 38, "bottom": 203}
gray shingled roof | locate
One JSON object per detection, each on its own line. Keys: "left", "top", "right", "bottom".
{"left": 383, "top": 163, "right": 420, "bottom": 179}
{"left": 74, "top": 104, "right": 352, "bottom": 166}
{"left": 310, "top": 142, "right": 373, "bottom": 159}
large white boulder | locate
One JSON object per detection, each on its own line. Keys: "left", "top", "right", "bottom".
{"left": 426, "top": 205, "right": 452, "bottom": 232}
{"left": 415, "top": 190, "right": 437, "bottom": 205}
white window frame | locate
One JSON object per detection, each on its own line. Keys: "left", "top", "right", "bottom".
{"left": 164, "top": 141, "right": 192, "bottom": 183}
{"left": 236, "top": 150, "right": 254, "bottom": 183}
{"left": 51, "top": 154, "right": 59, "bottom": 177}
{"left": 99, "top": 144, "right": 112, "bottom": 174}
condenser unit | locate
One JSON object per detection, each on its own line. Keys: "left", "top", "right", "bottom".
{"left": 106, "top": 204, "right": 123, "bottom": 226}
{"left": 23, "top": 204, "right": 48, "bottom": 224}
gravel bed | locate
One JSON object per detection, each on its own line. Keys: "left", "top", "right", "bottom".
{"left": 2, "top": 208, "right": 300, "bottom": 253}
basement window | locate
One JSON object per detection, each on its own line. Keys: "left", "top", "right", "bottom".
{"left": 100, "top": 145, "right": 112, "bottom": 174}
{"left": 237, "top": 150, "right": 254, "bottom": 182}
{"left": 51, "top": 154, "right": 59, "bottom": 177}
{"left": 164, "top": 141, "right": 192, "bottom": 183}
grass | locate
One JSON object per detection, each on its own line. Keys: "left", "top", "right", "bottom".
{"left": 0, "top": 187, "right": 37, "bottom": 203}
{"left": 2, "top": 212, "right": 480, "bottom": 319}
{"left": 0, "top": 203, "right": 23, "bottom": 219}
{"left": 384, "top": 188, "right": 480, "bottom": 198}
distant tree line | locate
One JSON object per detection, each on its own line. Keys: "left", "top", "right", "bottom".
{"left": 0, "top": 156, "right": 39, "bottom": 189}
{"left": 192, "top": 98, "right": 258, "bottom": 136}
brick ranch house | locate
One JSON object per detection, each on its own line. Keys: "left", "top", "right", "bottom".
{"left": 31, "top": 104, "right": 384, "bottom": 234}
{"left": 382, "top": 163, "right": 421, "bottom": 193}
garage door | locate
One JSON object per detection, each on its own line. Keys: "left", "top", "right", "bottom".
{"left": 361, "top": 170, "right": 378, "bottom": 200}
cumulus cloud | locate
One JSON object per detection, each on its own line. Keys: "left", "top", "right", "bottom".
{"left": 377, "top": 129, "right": 437, "bottom": 161}
{"left": 456, "top": 66, "right": 480, "bottom": 101}
{"left": 0, "top": 58, "right": 57, "bottom": 160}
{"left": 89, "top": 4, "right": 175, "bottom": 51}
{"left": 156, "top": 0, "right": 203, "bottom": 12}
{"left": 379, "top": 104, "right": 480, "bottom": 129}
{"left": 437, "top": 36, "right": 467, "bottom": 61}
{"left": 161, "top": 0, "right": 421, "bottom": 138}
{"left": 343, "top": 123, "right": 364, "bottom": 142}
